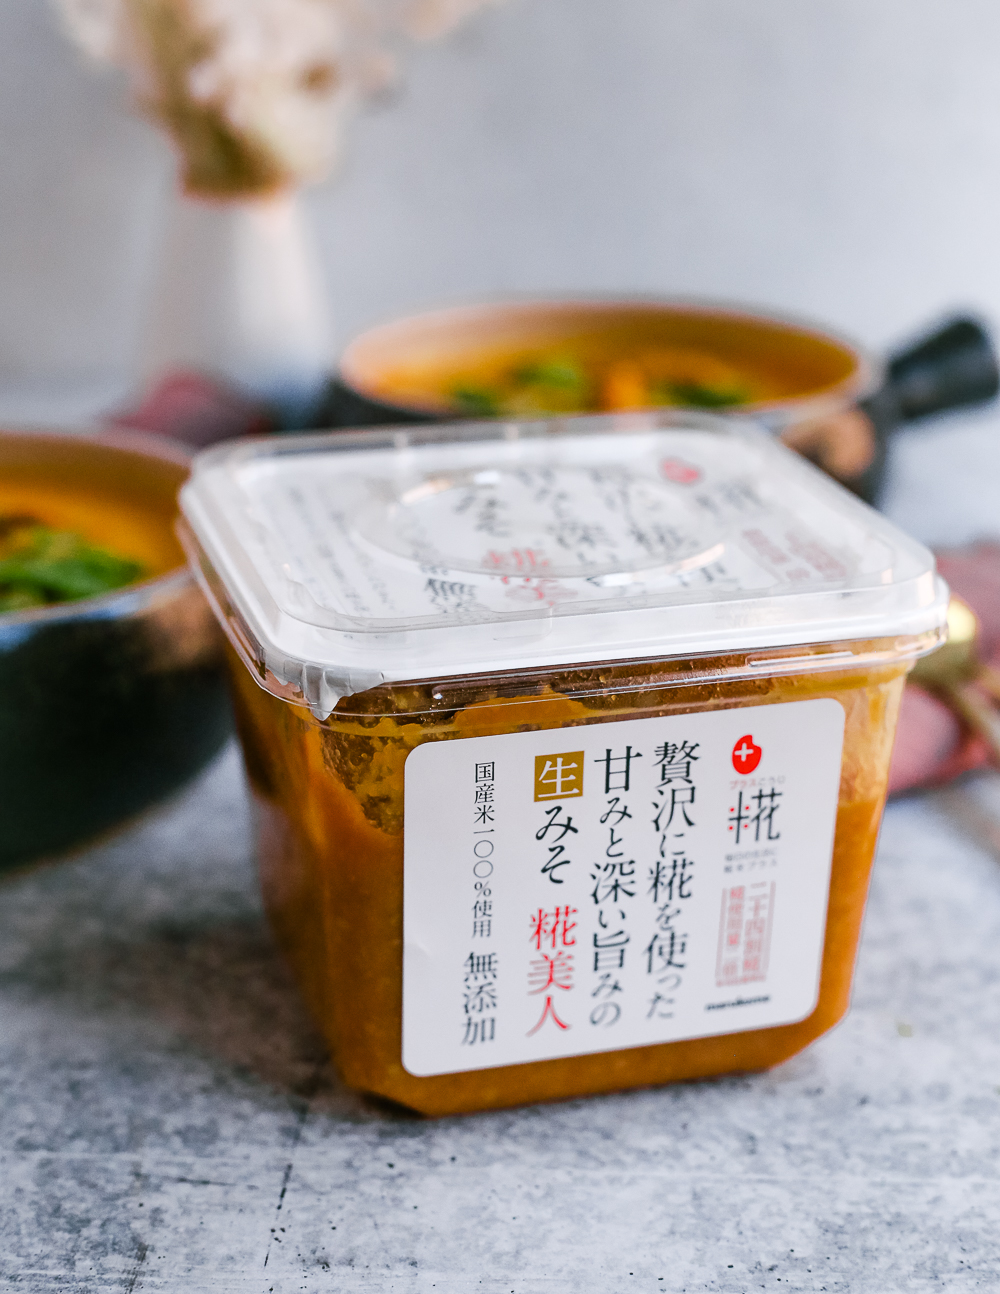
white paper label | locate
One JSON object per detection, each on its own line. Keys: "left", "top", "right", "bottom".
{"left": 402, "top": 697, "right": 845, "bottom": 1077}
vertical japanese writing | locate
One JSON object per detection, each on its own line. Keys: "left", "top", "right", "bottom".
{"left": 462, "top": 954, "right": 497, "bottom": 1044}
{"left": 463, "top": 760, "right": 498, "bottom": 1045}
{"left": 716, "top": 882, "right": 775, "bottom": 985}
{"left": 536, "top": 805, "right": 578, "bottom": 883}
{"left": 525, "top": 750, "right": 583, "bottom": 1032}
{"left": 473, "top": 761, "right": 495, "bottom": 939}
{"left": 645, "top": 740, "right": 700, "bottom": 1021}
{"left": 527, "top": 904, "right": 577, "bottom": 1034}
{"left": 533, "top": 752, "right": 583, "bottom": 883}
{"left": 589, "top": 746, "right": 642, "bottom": 1027}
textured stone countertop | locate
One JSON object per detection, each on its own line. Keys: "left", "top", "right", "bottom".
{"left": 6, "top": 410, "right": 1000, "bottom": 1293}
{"left": 4, "top": 746, "right": 1000, "bottom": 1293}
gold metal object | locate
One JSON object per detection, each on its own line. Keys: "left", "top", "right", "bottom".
{"left": 911, "top": 596, "right": 1000, "bottom": 762}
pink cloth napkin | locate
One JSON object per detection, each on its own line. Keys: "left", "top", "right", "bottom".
{"left": 107, "top": 371, "right": 274, "bottom": 448}
{"left": 887, "top": 542, "right": 1000, "bottom": 795}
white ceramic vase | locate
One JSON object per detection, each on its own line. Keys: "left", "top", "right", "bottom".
{"left": 138, "top": 188, "right": 334, "bottom": 428}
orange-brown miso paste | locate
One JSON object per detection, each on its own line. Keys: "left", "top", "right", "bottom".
{"left": 228, "top": 644, "right": 908, "bottom": 1116}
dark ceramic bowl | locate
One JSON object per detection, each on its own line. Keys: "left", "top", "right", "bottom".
{"left": 0, "top": 430, "right": 232, "bottom": 870}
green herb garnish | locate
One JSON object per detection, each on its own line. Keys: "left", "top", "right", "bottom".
{"left": 512, "top": 358, "right": 587, "bottom": 390}
{"left": 0, "top": 516, "right": 145, "bottom": 612}
{"left": 450, "top": 384, "right": 503, "bottom": 417}
{"left": 663, "top": 381, "right": 749, "bottom": 409}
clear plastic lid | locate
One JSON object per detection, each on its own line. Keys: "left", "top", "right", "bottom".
{"left": 179, "top": 412, "right": 947, "bottom": 713}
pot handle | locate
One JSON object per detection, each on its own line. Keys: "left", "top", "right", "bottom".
{"left": 887, "top": 316, "right": 999, "bottom": 420}
{"left": 851, "top": 316, "right": 999, "bottom": 504}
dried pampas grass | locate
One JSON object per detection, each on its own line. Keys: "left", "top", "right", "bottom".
{"left": 56, "top": 0, "right": 507, "bottom": 198}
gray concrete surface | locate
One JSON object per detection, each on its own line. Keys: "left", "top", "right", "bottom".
{"left": 4, "top": 725, "right": 1000, "bottom": 1292}
{"left": 4, "top": 404, "right": 1000, "bottom": 1293}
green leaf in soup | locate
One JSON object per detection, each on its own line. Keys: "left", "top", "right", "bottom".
{"left": 0, "top": 552, "right": 143, "bottom": 601}
{"left": 664, "top": 381, "right": 749, "bottom": 409}
{"left": 0, "top": 584, "right": 48, "bottom": 612}
{"left": 0, "top": 520, "right": 144, "bottom": 609}
{"left": 450, "top": 384, "right": 503, "bottom": 417}
{"left": 512, "top": 358, "right": 587, "bottom": 390}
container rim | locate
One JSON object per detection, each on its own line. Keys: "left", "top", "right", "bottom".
{"left": 216, "top": 584, "right": 944, "bottom": 721}
{"left": 180, "top": 413, "right": 948, "bottom": 716}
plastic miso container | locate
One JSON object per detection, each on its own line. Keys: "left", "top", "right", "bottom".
{"left": 179, "top": 412, "right": 947, "bottom": 1116}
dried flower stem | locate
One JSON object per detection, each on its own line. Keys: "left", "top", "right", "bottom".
{"left": 57, "top": 0, "right": 507, "bottom": 199}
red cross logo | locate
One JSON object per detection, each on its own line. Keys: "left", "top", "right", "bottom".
{"left": 660, "top": 457, "right": 701, "bottom": 485}
{"left": 732, "top": 734, "right": 762, "bottom": 774}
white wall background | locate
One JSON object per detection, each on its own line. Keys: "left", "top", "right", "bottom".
{"left": 2, "top": 0, "right": 1000, "bottom": 425}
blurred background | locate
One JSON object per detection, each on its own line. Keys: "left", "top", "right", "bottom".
{"left": 3, "top": 0, "right": 1000, "bottom": 542}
